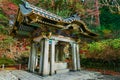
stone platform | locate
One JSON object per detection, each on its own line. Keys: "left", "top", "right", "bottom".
{"left": 0, "top": 70, "right": 119, "bottom": 80}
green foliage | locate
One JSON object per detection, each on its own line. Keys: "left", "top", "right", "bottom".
{"left": 10, "top": 0, "right": 22, "bottom": 5}
{"left": 88, "top": 38, "right": 120, "bottom": 53}
{"left": 0, "top": 14, "right": 8, "bottom": 20}
{"left": 0, "top": 25, "right": 4, "bottom": 29}
{"left": 38, "top": 0, "right": 84, "bottom": 18}
{"left": 0, "top": 58, "right": 15, "bottom": 65}
{"left": 17, "top": 54, "right": 29, "bottom": 65}
{"left": 81, "top": 38, "right": 120, "bottom": 71}
{"left": 0, "top": 13, "right": 9, "bottom": 34}
{"left": 88, "top": 42, "right": 107, "bottom": 53}
{"left": 56, "top": 8, "right": 71, "bottom": 18}
{"left": 0, "top": 25, "right": 9, "bottom": 34}
{"left": 109, "top": 39, "right": 120, "bottom": 49}
{"left": 75, "top": 3, "right": 85, "bottom": 15}
{"left": 0, "top": 35, "right": 14, "bottom": 49}
{"left": 81, "top": 58, "right": 120, "bottom": 72}
{"left": 100, "top": 7, "right": 119, "bottom": 27}
{"left": 3, "top": 36, "right": 14, "bottom": 43}
{"left": 100, "top": 6, "right": 120, "bottom": 38}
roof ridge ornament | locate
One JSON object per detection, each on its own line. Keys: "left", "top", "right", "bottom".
{"left": 21, "top": 0, "right": 30, "bottom": 8}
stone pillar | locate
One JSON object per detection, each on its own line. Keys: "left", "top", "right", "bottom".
{"left": 71, "top": 43, "right": 77, "bottom": 71}
{"left": 35, "top": 45, "right": 39, "bottom": 67}
{"left": 28, "top": 42, "right": 37, "bottom": 72}
{"left": 76, "top": 44, "right": 81, "bottom": 70}
{"left": 55, "top": 46, "right": 59, "bottom": 62}
{"left": 50, "top": 40, "right": 55, "bottom": 75}
{"left": 35, "top": 55, "right": 38, "bottom": 67}
{"left": 59, "top": 44, "right": 63, "bottom": 61}
{"left": 43, "top": 38, "right": 49, "bottom": 75}
{"left": 28, "top": 49, "right": 31, "bottom": 70}
{"left": 39, "top": 40, "right": 44, "bottom": 74}
{"left": 40, "top": 38, "right": 49, "bottom": 76}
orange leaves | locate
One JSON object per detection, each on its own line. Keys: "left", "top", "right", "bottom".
{"left": 0, "top": 34, "right": 6, "bottom": 41}
{"left": 0, "top": 34, "right": 30, "bottom": 59}
{"left": 0, "top": 0, "right": 18, "bottom": 17}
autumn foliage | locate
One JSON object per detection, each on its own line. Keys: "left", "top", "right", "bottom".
{"left": 0, "top": 34, "right": 30, "bottom": 59}
{"left": 0, "top": 0, "right": 18, "bottom": 17}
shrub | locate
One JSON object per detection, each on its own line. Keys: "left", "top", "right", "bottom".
{"left": 81, "top": 38, "right": 120, "bottom": 72}
{"left": 0, "top": 58, "right": 15, "bottom": 65}
{"left": 81, "top": 38, "right": 120, "bottom": 60}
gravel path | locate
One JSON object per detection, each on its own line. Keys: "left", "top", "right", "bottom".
{"left": 0, "top": 70, "right": 119, "bottom": 80}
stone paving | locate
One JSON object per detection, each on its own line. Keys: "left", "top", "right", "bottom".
{"left": 0, "top": 71, "right": 18, "bottom": 80}
{"left": 0, "top": 70, "right": 120, "bottom": 80}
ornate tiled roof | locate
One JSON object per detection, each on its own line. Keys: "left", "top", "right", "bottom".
{"left": 11, "top": 0, "right": 98, "bottom": 39}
